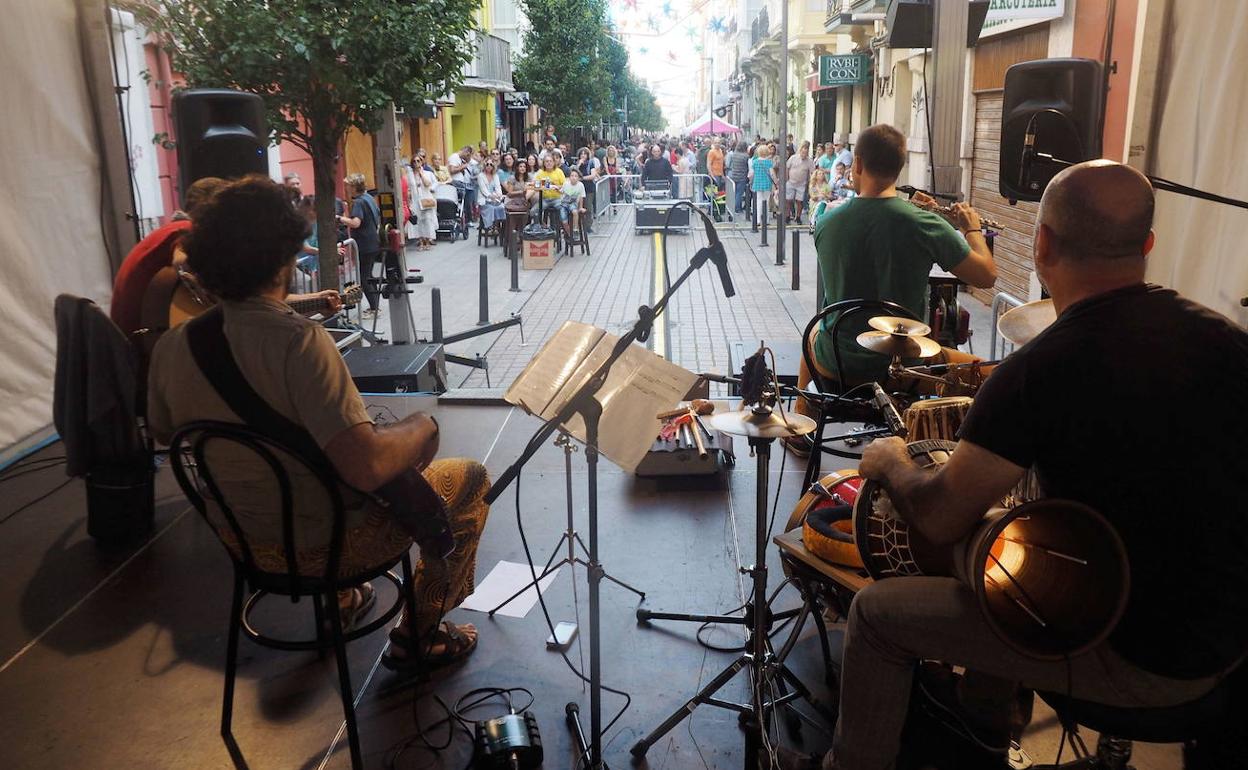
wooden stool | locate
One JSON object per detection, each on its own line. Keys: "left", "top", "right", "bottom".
{"left": 503, "top": 210, "right": 528, "bottom": 259}
{"left": 565, "top": 208, "right": 590, "bottom": 256}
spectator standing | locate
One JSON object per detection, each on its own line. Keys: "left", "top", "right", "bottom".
{"left": 786, "top": 143, "right": 815, "bottom": 223}
{"left": 641, "top": 143, "right": 674, "bottom": 190}
{"left": 412, "top": 162, "right": 437, "bottom": 251}
{"left": 726, "top": 141, "right": 750, "bottom": 214}
{"left": 749, "top": 144, "right": 776, "bottom": 231}
{"left": 576, "top": 147, "right": 601, "bottom": 231}
{"left": 706, "top": 138, "right": 725, "bottom": 191}
{"left": 339, "top": 173, "right": 383, "bottom": 316}
{"left": 816, "top": 143, "right": 835, "bottom": 172}
{"left": 604, "top": 146, "right": 623, "bottom": 202}
{"left": 696, "top": 140, "right": 710, "bottom": 176}
{"left": 282, "top": 172, "right": 304, "bottom": 205}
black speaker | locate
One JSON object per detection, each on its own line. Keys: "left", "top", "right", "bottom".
{"left": 885, "top": 0, "right": 990, "bottom": 49}
{"left": 1000, "top": 58, "right": 1105, "bottom": 202}
{"left": 173, "top": 89, "right": 268, "bottom": 196}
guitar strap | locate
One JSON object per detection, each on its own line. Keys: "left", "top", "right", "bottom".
{"left": 184, "top": 305, "right": 335, "bottom": 477}
{"left": 184, "top": 305, "right": 454, "bottom": 555}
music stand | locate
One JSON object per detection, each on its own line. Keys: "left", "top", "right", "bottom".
{"left": 485, "top": 202, "right": 731, "bottom": 769}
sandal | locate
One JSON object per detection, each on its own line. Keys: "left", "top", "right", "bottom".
{"left": 337, "top": 583, "right": 376, "bottom": 632}
{"left": 382, "top": 620, "right": 478, "bottom": 673}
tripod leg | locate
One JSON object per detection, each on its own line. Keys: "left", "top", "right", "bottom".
{"left": 630, "top": 655, "right": 751, "bottom": 758}
{"left": 597, "top": 568, "right": 646, "bottom": 599}
{"left": 487, "top": 553, "right": 571, "bottom": 616}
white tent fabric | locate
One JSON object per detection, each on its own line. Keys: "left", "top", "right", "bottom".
{"left": 1145, "top": 2, "right": 1248, "bottom": 325}
{"left": 0, "top": 0, "right": 117, "bottom": 456}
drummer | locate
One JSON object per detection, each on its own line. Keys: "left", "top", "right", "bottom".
{"left": 795, "top": 124, "right": 999, "bottom": 441}
{"left": 776, "top": 161, "right": 1248, "bottom": 770}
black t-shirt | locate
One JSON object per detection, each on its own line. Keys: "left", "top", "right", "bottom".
{"left": 350, "top": 192, "right": 381, "bottom": 254}
{"left": 642, "top": 157, "right": 674, "bottom": 183}
{"left": 960, "top": 284, "right": 1248, "bottom": 679}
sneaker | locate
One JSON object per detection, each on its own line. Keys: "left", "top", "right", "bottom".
{"left": 361, "top": 308, "right": 380, "bottom": 319}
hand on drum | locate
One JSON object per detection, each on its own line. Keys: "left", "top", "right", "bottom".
{"left": 859, "top": 436, "right": 909, "bottom": 480}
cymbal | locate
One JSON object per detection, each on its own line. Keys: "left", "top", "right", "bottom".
{"left": 868, "top": 316, "right": 932, "bottom": 337}
{"left": 998, "top": 298, "right": 1056, "bottom": 346}
{"left": 708, "top": 409, "right": 817, "bottom": 438}
{"left": 856, "top": 330, "right": 941, "bottom": 359}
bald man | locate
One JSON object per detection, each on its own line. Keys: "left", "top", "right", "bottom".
{"left": 778, "top": 161, "right": 1248, "bottom": 770}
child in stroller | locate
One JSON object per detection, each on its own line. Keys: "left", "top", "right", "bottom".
{"left": 703, "top": 179, "right": 729, "bottom": 222}
{"left": 434, "top": 182, "right": 468, "bottom": 240}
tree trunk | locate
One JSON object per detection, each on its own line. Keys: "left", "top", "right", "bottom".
{"left": 312, "top": 138, "right": 341, "bottom": 287}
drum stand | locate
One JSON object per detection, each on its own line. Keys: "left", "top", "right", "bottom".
{"left": 487, "top": 431, "right": 645, "bottom": 617}
{"left": 631, "top": 434, "right": 832, "bottom": 768}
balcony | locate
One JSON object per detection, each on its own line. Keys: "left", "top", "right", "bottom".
{"left": 461, "top": 32, "right": 513, "bottom": 92}
{"left": 826, "top": 0, "right": 886, "bottom": 33}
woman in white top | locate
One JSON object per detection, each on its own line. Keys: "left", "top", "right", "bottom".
{"left": 412, "top": 156, "right": 438, "bottom": 250}
{"left": 476, "top": 161, "right": 506, "bottom": 232}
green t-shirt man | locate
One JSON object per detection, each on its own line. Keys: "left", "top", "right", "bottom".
{"left": 813, "top": 196, "right": 969, "bottom": 384}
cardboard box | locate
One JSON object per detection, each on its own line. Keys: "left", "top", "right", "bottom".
{"left": 522, "top": 236, "right": 556, "bottom": 269}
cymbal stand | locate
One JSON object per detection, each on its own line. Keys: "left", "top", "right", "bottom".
{"left": 630, "top": 425, "right": 832, "bottom": 769}
{"left": 486, "top": 431, "right": 645, "bottom": 617}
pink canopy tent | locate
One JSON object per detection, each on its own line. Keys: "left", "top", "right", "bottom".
{"left": 686, "top": 112, "right": 741, "bottom": 135}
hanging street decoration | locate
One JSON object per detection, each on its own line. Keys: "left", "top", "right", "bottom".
{"left": 708, "top": 15, "right": 726, "bottom": 34}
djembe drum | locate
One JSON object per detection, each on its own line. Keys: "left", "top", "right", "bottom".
{"left": 852, "top": 440, "right": 1130, "bottom": 658}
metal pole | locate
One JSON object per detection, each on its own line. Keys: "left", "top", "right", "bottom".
{"left": 431, "top": 287, "right": 443, "bottom": 342}
{"left": 478, "top": 253, "right": 489, "bottom": 325}
{"left": 760, "top": 197, "right": 769, "bottom": 246}
{"left": 776, "top": 0, "right": 790, "bottom": 265}
{"left": 510, "top": 235, "right": 520, "bottom": 291}
{"left": 791, "top": 229, "right": 800, "bottom": 290}
{"left": 931, "top": 0, "right": 970, "bottom": 198}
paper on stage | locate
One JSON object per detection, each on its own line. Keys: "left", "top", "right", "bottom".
{"left": 505, "top": 321, "right": 698, "bottom": 472}
{"left": 459, "top": 561, "right": 560, "bottom": 618}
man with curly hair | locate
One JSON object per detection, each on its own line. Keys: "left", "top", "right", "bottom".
{"left": 147, "top": 176, "right": 490, "bottom": 673}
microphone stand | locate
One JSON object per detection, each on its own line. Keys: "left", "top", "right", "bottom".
{"left": 484, "top": 202, "right": 731, "bottom": 770}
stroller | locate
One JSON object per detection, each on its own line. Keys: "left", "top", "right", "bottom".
{"left": 434, "top": 182, "right": 468, "bottom": 241}
{"left": 703, "top": 180, "right": 729, "bottom": 222}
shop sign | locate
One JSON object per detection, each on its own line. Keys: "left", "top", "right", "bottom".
{"left": 982, "top": 0, "right": 1065, "bottom": 36}
{"left": 504, "top": 91, "right": 531, "bottom": 110}
{"left": 818, "top": 54, "right": 872, "bottom": 88}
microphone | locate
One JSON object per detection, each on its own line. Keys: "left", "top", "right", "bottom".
{"left": 870, "top": 382, "right": 907, "bottom": 438}
{"left": 690, "top": 205, "right": 736, "bottom": 298}
{"left": 1020, "top": 118, "right": 1037, "bottom": 192}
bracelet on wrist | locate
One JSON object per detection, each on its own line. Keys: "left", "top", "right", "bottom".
{"left": 964, "top": 228, "right": 983, "bottom": 235}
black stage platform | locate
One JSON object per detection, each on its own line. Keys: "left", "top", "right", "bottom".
{"left": 0, "top": 404, "right": 1180, "bottom": 769}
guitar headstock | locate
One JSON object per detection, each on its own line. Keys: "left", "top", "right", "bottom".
{"left": 341, "top": 284, "right": 364, "bottom": 308}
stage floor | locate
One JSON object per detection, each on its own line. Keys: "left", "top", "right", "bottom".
{"left": 0, "top": 403, "right": 1182, "bottom": 769}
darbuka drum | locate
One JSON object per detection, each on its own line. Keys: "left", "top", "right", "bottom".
{"left": 902, "top": 397, "right": 974, "bottom": 442}
{"left": 853, "top": 440, "right": 1130, "bottom": 658}
{"left": 784, "top": 470, "right": 865, "bottom": 570}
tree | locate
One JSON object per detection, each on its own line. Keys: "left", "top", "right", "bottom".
{"left": 133, "top": 0, "right": 478, "bottom": 280}
{"left": 514, "top": 0, "right": 612, "bottom": 137}
{"left": 600, "top": 34, "right": 663, "bottom": 134}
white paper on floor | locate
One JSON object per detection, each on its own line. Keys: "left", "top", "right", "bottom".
{"left": 459, "top": 561, "right": 560, "bottom": 618}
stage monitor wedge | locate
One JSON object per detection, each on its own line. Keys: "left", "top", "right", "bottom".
{"left": 885, "top": 0, "right": 990, "bottom": 49}
{"left": 1000, "top": 58, "right": 1105, "bottom": 202}
{"left": 173, "top": 89, "right": 269, "bottom": 197}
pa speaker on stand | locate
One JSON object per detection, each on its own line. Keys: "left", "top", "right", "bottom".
{"left": 999, "top": 58, "right": 1105, "bottom": 202}
{"left": 172, "top": 89, "right": 269, "bottom": 197}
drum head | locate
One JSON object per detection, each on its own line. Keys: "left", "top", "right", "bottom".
{"left": 853, "top": 440, "right": 957, "bottom": 580}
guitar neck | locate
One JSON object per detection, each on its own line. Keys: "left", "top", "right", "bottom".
{"left": 288, "top": 297, "right": 329, "bottom": 316}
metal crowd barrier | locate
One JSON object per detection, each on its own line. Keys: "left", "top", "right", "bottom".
{"left": 989, "top": 290, "right": 1025, "bottom": 361}
{"left": 289, "top": 238, "right": 363, "bottom": 324}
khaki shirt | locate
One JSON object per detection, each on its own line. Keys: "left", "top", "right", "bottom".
{"left": 148, "top": 296, "right": 375, "bottom": 550}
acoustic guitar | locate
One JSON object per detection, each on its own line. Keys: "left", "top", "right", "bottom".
{"left": 136, "top": 265, "right": 362, "bottom": 355}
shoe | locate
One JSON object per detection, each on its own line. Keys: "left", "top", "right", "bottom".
{"left": 337, "top": 582, "right": 376, "bottom": 632}
{"left": 769, "top": 746, "right": 823, "bottom": 770}
{"left": 361, "top": 308, "right": 380, "bottom": 319}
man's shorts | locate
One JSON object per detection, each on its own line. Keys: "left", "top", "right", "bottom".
{"left": 785, "top": 181, "right": 807, "bottom": 201}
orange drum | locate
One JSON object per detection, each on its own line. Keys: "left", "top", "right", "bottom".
{"left": 785, "top": 470, "right": 865, "bottom": 569}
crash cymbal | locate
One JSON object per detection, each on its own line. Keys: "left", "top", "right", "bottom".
{"left": 856, "top": 330, "right": 941, "bottom": 359}
{"left": 998, "top": 298, "right": 1056, "bottom": 347}
{"left": 709, "top": 408, "right": 817, "bottom": 438}
{"left": 868, "top": 316, "right": 933, "bottom": 337}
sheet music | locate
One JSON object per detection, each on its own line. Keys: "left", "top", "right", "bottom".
{"left": 505, "top": 321, "right": 697, "bottom": 472}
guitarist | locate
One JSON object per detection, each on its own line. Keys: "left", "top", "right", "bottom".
{"left": 114, "top": 175, "right": 344, "bottom": 342}
{"left": 147, "top": 176, "right": 490, "bottom": 671}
